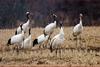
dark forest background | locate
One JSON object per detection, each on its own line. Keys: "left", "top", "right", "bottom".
{"left": 0, "top": 0, "right": 100, "bottom": 28}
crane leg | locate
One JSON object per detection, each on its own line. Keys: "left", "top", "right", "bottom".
{"left": 79, "top": 34, "right": 82, "bottom": 48}
{"left": 59, "top": 48, "right": 62, "bottom": 59}
{"left": 42, "top": 44, "right": 45, "bottom": 48}
{"left": 55, "top": 48, "right": 58, "bottom": 57}
{"left": 43, "top": 40, "right": 49, "bottom": 48}
{"left": 39, "top": 44, "right": 43, "bottom": 54}
{"left": 45, "top": 33, "right": 52, "bottom": 48}
{"left": 16, "top": 46, "right": 19, "bottom": 55}
{"left": 39, "top": 44, "right": 41, "bottom": 49}
{"left": 12, "top": 45, "right": 16, "bottom": 53}
{"left": 76, "top": 36, "right": 78, "bottom": 48}
{"left": 49, "top": 32, "right": 53, "bottom": 41}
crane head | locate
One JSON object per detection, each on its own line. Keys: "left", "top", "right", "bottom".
{"left": 80, "top": 13, "right": 83, "bottom": 20}
{"left": 80, "top": 13, "right": 83, "bottom": 17}
{"left": 26, "top": 12, "right": 30, "bottom": 15}
{"left": 26, "top": 12, "right": 30, "bottom": 19}
{"left": 52, "top": 14, "right": 57, "bottom": 18}
{"left": 52, "top": 14, "right": 58, "bottom": 23}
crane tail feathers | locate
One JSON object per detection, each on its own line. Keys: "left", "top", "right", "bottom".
{"left": 33, "top": 39, "right": 38, "bottom": 47}
{"left": 7, "top": 38, "right": 11, "bottom": 46}
{"left": 15, "top": 30, "right": 17, "bottom": 35}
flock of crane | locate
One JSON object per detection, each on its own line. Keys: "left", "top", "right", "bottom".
{"left": 6, "top": 12, "right": 83, "bottom": 57}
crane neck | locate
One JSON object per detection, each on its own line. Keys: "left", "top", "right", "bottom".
{"left": 80, "top": 17, "right": 82, "bottom": 26}
{"left": 22, "top": 31, "right": 24, "bottom": 35}
{"left": 20, "top": 24, "right": 23, "bottom": 30}
{"left": 59, "top": 27, "right": 64, "bottom": 39}
{"left": 54, "top": 21, "right": 56, "bottom": 24}
{"left": 26, "top": 14, "right": 30, "bottom": 20}
{"left": 26, "top": 19, "right": 30, "bottom": 24}
{"left": 60, "top": 27, "right": 64, "bottom": 35}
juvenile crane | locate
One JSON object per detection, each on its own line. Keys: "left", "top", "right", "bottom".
{"left": 73, "top": 13, "right": 83, "bottom": 48}
{"left": 50, "top": 21, "right": 64, "bottom": 58}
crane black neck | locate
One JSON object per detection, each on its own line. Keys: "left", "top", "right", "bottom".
{"left": 20, "top": 24, "right": 23, "bottom": 30}
{"left": 59, "top": 21, "right": 63, "bottom": 28}
{"left": 26, "top": 14, "right": 30, "bottom": 20}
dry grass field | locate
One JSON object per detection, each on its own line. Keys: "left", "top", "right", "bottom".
{"left": 0, "top": 26, "right": 100, "bottom": 66}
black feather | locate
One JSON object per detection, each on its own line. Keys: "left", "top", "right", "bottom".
{"left": 15, "top": 24, "right": 23, "bottom": 35}
{"left": 26, "top": 12, "right": 30, "bottom": 20}
{"left": 29, "top": 28, "right": 31, "bottom": 35}
{"left": 52, "top": 14, "right": 57, "bottom": 22}
{"left": 20, "top": 24, "right": 23, "bottom": 30}
{"left": 50, "top": 45, "right": 53, "bottom": 53}
{"left": 7, "top": 38, "right": 11, "bottom": 46}
{"left": 33, "top": 39, "right": 38, "bottom": 47}
{"left": 15, "top": 30, "right": 17, "bottom": 35}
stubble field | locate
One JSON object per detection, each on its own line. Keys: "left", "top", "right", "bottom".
{"left": 0, "top": 26, "right": 100, "bottom": 66}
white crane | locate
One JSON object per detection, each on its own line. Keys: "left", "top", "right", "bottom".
{"left": 44, "top": 14, "right": 57, "bottom": 37}
{"left": 73, "top": 13, "right": 83, "bottom": 47}
{"left": 21, "top": 28, "right": 32, "bottom": 49}
{"left": 43, "top": 14, "right": 58, "bottom": 47}
{"left": 33, "top": 34, "right": 49, "bottom": 48}
{"left": 15, "top": 12, "right": 30, "bottom": 35}
{"left": 49, "top": 21, "right": 64, "bottom": 58}
{"left": 7, "top": 31, "right": 25, "bottom": 53}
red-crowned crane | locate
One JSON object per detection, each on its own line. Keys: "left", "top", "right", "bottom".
{"left": 15, "top": 12, "right": 30, "bottom": 35}
{"left": 73, "top": 13, "right": 83, "bottom": 48}
{"left": 50, "top": 21, "right": 64, "bottom": 58}
{"left": 7, "top": 30, "right": 25, "bottom": 53}
{"left": 43, "top": 14, "right": 58, "bottom": 47}
{"left": 33, "top": 34, "right": 49, "bottom": 48}
{"left": 21, "top": 28, "right": 32, "bottom": 49}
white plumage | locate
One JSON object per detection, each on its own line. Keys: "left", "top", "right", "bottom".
{"left": 7, "top": 31, "right": 24, "bottom": 46}
{"left": 15, "top": 24, "right": 23, "bottom": 35}
{"left": 73, "top": 13, "right": 83, "bottom": 36}
{"left": 22, "top": 19, "right": 30, "bottom": 33}
{"left": 50, "top": 23, "right": 64, "bottom": 57}
{"left": 50, "top": 27, "right": 64, "bottom": 49}
{"left": 33, "top": 34, "right": 49, "bottom": 47}
{"left": 7, "top": 31, "right": 25, "bottom": 53}
{"left": 21, "top": 28, "right": 32, "bottom": 49}
{"left": 73, "top": 13, "right": 83, "bottom": 48}
{"left": 15, "top": 12, "right": 30, "bottom": 35}
{"left": 37, "top": 34, "right": 49, "bottom": 44}
{"left": 44, "top": 21, "right": 56, "bottom": 35}
{"left": 44, "top": 14, "right": 57, "bottom": 35}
